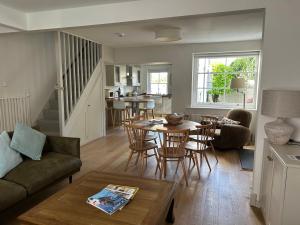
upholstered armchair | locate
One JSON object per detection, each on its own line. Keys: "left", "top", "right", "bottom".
{"left": 213, "top": 109, "right": 252, "bottom": 150}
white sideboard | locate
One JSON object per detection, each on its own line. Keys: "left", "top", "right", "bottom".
{"left": 261, "top": 139, "right": 300, "bottom": 225}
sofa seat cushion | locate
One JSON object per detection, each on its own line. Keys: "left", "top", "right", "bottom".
{"left": 0, "top": 179, "right": 27, "bottom": 211}
{"left": 4, "top": 152, "right": 82, "bottom": 195}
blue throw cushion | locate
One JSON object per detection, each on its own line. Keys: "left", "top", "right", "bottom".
{"left": 10, "top": 123, "right": 46, "bottom": 160}
{"left": 0, "top": 131, "right": 23, "bottom": 178}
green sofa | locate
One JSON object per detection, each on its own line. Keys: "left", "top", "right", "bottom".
{"left": 0, "top": 134, "right": 82, "bottom": 212}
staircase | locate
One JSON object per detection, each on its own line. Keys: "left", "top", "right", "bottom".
{"left": 38, "top": 32, "right": 102, "bottom": 135}
{"left": 38, "top": 91, "right": 60, "bottom": 135}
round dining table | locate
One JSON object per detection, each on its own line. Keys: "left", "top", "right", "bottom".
{"left": 133, "top": 119, "right": 200, "bottom": 132}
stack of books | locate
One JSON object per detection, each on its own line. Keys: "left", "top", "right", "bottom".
{"left": 86, "top": 184, "right": 139, "bottom": 215}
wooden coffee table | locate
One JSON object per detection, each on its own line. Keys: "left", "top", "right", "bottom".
{"left": 18, "top": 171, "right": 177, "bottom": 225}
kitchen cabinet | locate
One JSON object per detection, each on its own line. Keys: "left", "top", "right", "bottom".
{"left": 132, "top": 66, "right": 141, "bottom": 86}
{"left": 261, "top": 140, "right": 300, "bottom": 225}
{"left": 106, "top": 65, "right": 126, "bottom": 86}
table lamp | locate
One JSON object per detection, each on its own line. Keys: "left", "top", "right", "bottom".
{"left": 230, "top": 77, "right": 246, "bottom": 109}
{"left": 261, "top": 90, "right": 300, "bottom": 145}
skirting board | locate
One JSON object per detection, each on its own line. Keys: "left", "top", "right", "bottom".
{"left": 250, "top": 192, "right": 261, "bottom": 208}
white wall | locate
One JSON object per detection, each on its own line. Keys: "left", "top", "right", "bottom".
{"left": 0, "top": 31, "right": 56, "bottom": 124}
{"left": 102, "top": 45, "right": 115, "bottom": 64}
{"left": 114, "top": 41, "right": 261, "bottom": 111}
{"left": 63, "top": 62, "right": 106, "bottom": 145}
{"left": 253, "top": 0, "right": 300, "bottom": 202}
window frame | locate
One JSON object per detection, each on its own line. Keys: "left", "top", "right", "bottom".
{"left": 191, "top": 51, "right": 261, "bottom": 110}
{"left": 147, "top": 67, "right": 171, "bottom": 95}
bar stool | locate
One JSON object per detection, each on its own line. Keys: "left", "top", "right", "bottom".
{"left": 139, "top": 101, "right": 155, "bottom": 119}
{"left": 112, "top": 100, "right": 130, "bottom": 128}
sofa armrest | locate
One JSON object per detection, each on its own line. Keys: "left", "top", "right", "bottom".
{"left": 46, "top": 136, "right": 80, "bottom": 158}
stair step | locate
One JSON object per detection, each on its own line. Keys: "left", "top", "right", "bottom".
{"left": 43, "top": 109, "right": 59, "bottom": 120}
{"left": 49, "top": 99, "right": 58, "bottom": 109}
{"left": 38, "top": 119, "right": 59, "bottom": 133}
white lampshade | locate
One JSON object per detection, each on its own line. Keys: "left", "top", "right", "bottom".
{"left": 261, "top": 90, "right": 300, "bottom": 118}
{"left": 230, "top": 77, "right": 245, "bottom": 89}
{"left": 155, "top": 28, "right": 181, "bottom": 42}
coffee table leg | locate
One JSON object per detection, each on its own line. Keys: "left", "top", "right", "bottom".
{"left": 166, "top": 199, "right": 175, "bottom": 224}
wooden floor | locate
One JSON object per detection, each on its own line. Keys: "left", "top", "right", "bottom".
{"left": 1, "top": 128, "right": 264, "bottom": 225}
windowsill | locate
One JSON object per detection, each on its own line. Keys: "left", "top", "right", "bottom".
{"left": 187, "top": 105, "right": 257, "bottom": 111}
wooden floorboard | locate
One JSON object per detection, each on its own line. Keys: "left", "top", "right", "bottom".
{"left": 1, "top": 128, "right": 265, "bottom": 225}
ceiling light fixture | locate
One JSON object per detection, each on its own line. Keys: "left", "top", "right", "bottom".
{"left": 155, "top": 28, "right": 181, "bottom": 42}
{"left": 114, "top": 32, "right": 125, "bottom": 37}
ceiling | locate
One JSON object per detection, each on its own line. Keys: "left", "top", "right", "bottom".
{"left": 0, "top": 0, "right": 137, "bottom": 12}
{"left": 66, "top": 11, "right": 264, "bottom": 48}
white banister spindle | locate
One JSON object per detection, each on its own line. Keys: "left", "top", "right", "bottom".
{"left": 56, "top": 32, "right": 101, "bottom": 123}
{"left": 80, "top": 39, "right": 84, "bottom": 92}
{"left": 87, "top": 41, "right": 91, "bottom": 78}
{"left": 71, "top": 36, "right": 77, "bottom": 103}
{"left": 63, "top": 33, "right": 69, "bottom": 120}
{"left": 76, "top": 37, "right": 80, "bottom": 97}
{"left": 67, "top": 34, "right": 73, "bottom": 112}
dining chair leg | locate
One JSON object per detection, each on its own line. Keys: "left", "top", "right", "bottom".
{"left": 164, "top": 158, "right": 167, "bottom": 178}
{"left": 193, "top": 152, "right": 201, "bottom": 179}
{"left": 112, "top": 109, "right": 116, "bottom": 128}
{"left": 125, "top": 150, "right": 134, "bottom": 171}
{"left": 188, "top": 153, "right": 192, "bottom": 170}
{"left": 175, "top": 160, "right": 180, "bottom": 175}
{"left": 210, "top": 141, "right": 218, "bottom": 163}
{"left": 139, "top": 152, "right": 146, "bottom": 176}
{"left": 203, "top": 151, "right": 212, "bottom": 171}
{"left": 135, "top": 152, "right": 140, "bottom": 165}
{"left": 151, "top": 109, "right": 155, "bottom": 119}
{"left": 180, "top": 159, "right": 189, "bottom": 186}
{"left": 110, "top": 108, "right": 114, "bottom": 128}
{"left": 154, "top": 149, "right": 161, "bottom": 175}
{"left": 160, "top": 158, "right": 164, "bottom": 179}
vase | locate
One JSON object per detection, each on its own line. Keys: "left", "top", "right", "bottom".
{"left": 264, "top": 117, "right": 294, "bottom": 145}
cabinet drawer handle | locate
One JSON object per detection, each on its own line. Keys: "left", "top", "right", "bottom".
{"left": 267, "top": 156, "right": 273, "bottom": 161}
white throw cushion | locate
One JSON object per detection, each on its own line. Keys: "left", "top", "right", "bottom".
{"left": 0, "top": 131, "right": 23, "bottom": 178}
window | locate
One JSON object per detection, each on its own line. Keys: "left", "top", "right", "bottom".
{"left": 149, "top": 71, "right": 169, "bottom": 95}
{"left": 192, "top": 51, "right": 260, "bottom": 109}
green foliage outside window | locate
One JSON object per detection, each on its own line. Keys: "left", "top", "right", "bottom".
{"left": 208, "top": 57, "right": 256, "bottom": 102}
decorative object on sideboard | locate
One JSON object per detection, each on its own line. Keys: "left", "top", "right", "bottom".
{"left": 261, "top": 90, "right": 300, "bottom": 145}
{"left": 230, "top": 77, "right": 246, "bottom": 109}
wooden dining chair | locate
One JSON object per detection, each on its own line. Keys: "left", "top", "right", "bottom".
{"left": 189, "top": 115, "right": 219, "bottom": 163}
{"left": 157, "top": 129, "right": 190, "bottom": 186}
{"left": 124, "top": 124, "right": 160, "bottom": 176}
{"left": 185, "top": 124, "right": 213, "bottom": 174}
{"left": 127, "top": 116, "right": 157, "bottom": 143}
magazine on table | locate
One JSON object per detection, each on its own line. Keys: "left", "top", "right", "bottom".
{"left": 87, "top": 184, "right": 139, "bottom": 215}
{"left": 105, "top": 184, "right": 139, "bottom": 200}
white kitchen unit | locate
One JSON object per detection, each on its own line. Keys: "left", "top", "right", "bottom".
{"left": 261, "top": 139, "right": 300, "bottom": 225}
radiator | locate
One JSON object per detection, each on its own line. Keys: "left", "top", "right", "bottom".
{"left": 0, "top": 95, "right": 31, "bottom": 132}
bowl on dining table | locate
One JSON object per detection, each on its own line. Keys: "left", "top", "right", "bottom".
{"left": 165, "top": 113, "right": 184, "bottom": 125}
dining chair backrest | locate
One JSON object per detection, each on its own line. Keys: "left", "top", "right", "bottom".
{"left": 200, "top": 115, "right": 218, "bottom": 137}
{"left": 125, "top": 124, "right": 147, "bottom": 150}
{"left": 113, "top": 100, "right": 126, "bottom": 109}
{"left": 194, "top": 123, "right": 213, "bottom": 150}
{"left": 157, "top": 129, "right": 189, "bottom": 156}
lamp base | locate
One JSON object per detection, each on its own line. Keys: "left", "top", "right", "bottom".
{"left": 264, "top": 118, "right": 294, "bottom": 145}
